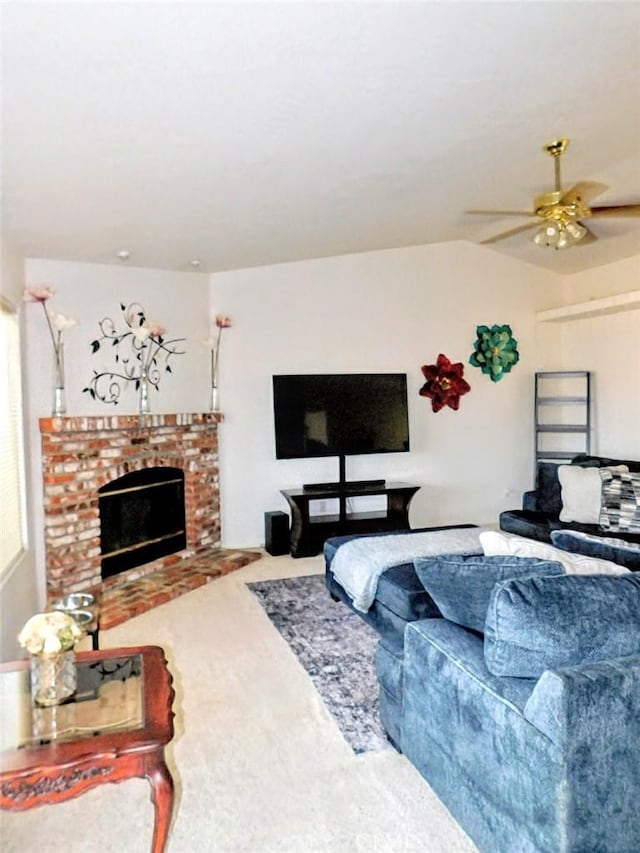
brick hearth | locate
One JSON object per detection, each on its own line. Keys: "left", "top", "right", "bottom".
{"left": 39, "top": 412, "right": 225, "bottom": 596}
{"left": 97, "top": 549, "right": 262, "bottom": 629}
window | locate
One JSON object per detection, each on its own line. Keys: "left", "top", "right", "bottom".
{"left": 0, "top": 300, "right": 26, "bottom": 573}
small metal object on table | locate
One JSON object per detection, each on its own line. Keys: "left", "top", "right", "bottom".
{"left": 0, "top": 645, "right": 175, "bottom": 853}
{"left": 50, "top": 591, "right": 101, "bottom": 650}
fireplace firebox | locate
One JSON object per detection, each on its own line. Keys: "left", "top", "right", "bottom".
{"left": 99, "top": 467, "right": 187, "bottom": 580}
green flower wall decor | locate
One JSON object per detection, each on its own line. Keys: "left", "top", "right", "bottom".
{"left": 469, "top": 324, "right": 519, "bottom": 382}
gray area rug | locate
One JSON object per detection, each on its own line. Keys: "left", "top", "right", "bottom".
{"left": 248, "top": 573, "right": 388, "bottom": 754}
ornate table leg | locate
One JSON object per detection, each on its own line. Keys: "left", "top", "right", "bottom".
{"left": 145, "top": 752, "right": 175, "bottom": 853}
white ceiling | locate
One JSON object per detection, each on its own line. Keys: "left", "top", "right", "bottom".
{"left": 2, "top": 1, "right": 640, "bottom": 276}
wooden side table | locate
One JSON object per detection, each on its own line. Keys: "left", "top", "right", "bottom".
{"left": 0, "top": 645, "right": 175, "bottom": 853}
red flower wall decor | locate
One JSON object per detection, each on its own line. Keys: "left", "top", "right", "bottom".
{"left": 419, "top": 354, "right": 471, "bottom": 413}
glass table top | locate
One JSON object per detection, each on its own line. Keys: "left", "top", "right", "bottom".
{"left": 1, "top": 654, "right": 144, "bottom": 752}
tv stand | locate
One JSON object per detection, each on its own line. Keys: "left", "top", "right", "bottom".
{"left": 303, "top": 478, "right": 386, "bottom": 492}
{"left": 280, "top": 481, "right": 420, "bottom": 558}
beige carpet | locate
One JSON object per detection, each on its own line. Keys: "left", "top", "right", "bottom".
{"left": 2, "top": 553, "right": 477, "bottom": 853}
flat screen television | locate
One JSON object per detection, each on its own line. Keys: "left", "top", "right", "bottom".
{"left": 272, "top": 373, "right": 410, "bottom": 488}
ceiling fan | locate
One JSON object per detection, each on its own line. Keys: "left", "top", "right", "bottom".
{"left": 469, "top": 138, "right": 640, "bottom": 250}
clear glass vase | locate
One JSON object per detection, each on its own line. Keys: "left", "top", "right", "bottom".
{"left": 52, "top": 343, "right": 66, "bottom": 416}
{"left": 30, "top": 649, "right": 77, "bottom": 706}
{"left": 139, "top": 367, "right": 150, "bottom": 414}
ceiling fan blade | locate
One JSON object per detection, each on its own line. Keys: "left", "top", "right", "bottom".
{"left": 467, "top": 209, "right": 535, "bottom": 217}
{"left": 479, "top": 221, "right": 540, "bottom": 244}
{"left": 560, "top": 181, "right": 608, "bottom": 207}
{"left": 589, "top": 204, "right": 640, "bottom": 217}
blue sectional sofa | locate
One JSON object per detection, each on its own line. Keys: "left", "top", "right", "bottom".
{"left": 324, "top": 524, "right": 479, "bottom": 744}
{"left": 500, "top": 453, "right": 640, "bottom": 552}
{"left": 325, "top": 531, "right": 640, "bottom": 853}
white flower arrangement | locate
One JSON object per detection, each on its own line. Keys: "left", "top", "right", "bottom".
{"left": 18, "top": 611, "right": 84, "bottom": 656}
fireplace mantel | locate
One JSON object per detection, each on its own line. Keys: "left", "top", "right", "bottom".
{"left": 39, "top": 412, "right": 223, "bottom": 594}
{"left": 39, "top": 411, "right": 223, "bottom": 434}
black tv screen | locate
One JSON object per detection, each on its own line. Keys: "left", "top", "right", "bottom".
{"left": 273, "top": 373, "right": 410, "bottom": 460}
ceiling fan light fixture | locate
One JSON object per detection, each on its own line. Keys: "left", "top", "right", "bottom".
{"left": 565, "top": 220, "right": 587, "bottom": 242}
{"left": 533, "top": 213, "right": 588, "bottom": 249}
{"left": 533, "top": 229, "right": 548, "bottom": 247}
{"left": 534, "top": 221, "right": 560, "bottom": 247}
{"left": 473, "top": 137, "right": 639, "bottom": 250}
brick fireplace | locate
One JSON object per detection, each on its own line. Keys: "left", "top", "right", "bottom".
{"left": 39, "top": 412, "right": 223, "bottom": 595}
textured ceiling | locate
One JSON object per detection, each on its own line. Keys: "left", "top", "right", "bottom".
{"left": 2, "top": 2, "right": 639, "bottom": 276}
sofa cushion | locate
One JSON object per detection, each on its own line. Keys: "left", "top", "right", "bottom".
{"left": 600, "top": 470, "right": 640, "bottom": 533}
{"left": 373, "top": 562, "right": 439, "bottom": 622}
{"left": 499, "top": 509, "right": 556, "bottom": 543}
{"left": 558, "top": 464, "right": 628, "bottom": 524}
{"left": 536, "top": 462, "right": 563, "bottom": 516}
{"left": 414, "top": 554, "right": 563, "bottom": 633}
{"left": 324, "top": 524, "right": 479, "bottom": 653}
{"left": 484, "top": 574, "right": 640, "bottom": 678}
{"left": 481, "top": 530, "right": 630, "bottom": 575}
{"left": 551, "top": 529, "right": 640, "bottom": 572}
{"left": 405, "top": 618, "right": 539, "bottom": 714}
{"left": 535, "top": 456, "right": 631, "bottom": 519}
{"left": 572, "top": 454, "right": 640, "bottom": 473}
{"left": 325, "top": 562, "right": 438, "bottom": 654}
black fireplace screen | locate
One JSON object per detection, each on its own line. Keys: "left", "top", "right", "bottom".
{"left": 98, "top": 467, "right": 186, "bottom": 580}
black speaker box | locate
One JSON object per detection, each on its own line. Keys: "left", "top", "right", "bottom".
{"left": 264, "top": 511, "right": 290, "bottom": 556}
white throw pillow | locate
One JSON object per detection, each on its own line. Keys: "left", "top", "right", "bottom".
{"left": 558, "top": 464, "right": 628, "bottom": 524}
{"left": 480, "top": 530, "right": 629, "bottom": 575}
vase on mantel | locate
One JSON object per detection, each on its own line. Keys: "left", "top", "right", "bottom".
{"left": 210, "top": 383, "right": 220, "bottom": 413}
{"left": 30, "top": 649, "right": 77, "bottom": 707}
{"left": 139, "top": 367, "right": 150, "bottom": 415}
{"left": 52, "top": 342, "right": 66, "bottom": 416}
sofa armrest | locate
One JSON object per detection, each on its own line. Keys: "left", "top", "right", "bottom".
{"left": 524, "top": 656, "right": 640, "bottom": 849}
{"left": 524, "top": 655, "right": 640, "bottom": 748}
{"left": 522, "top": 490, "right": 537, "bottom": 511}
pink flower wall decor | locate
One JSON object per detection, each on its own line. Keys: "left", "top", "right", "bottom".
{"left": 419, "top": 354, "right": 471, "bottom": 413}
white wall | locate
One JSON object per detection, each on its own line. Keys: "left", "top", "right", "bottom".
{"left": 561, "top": 255, "right": 640, "bottom": 303}
{"left": 22, "top": 258, "right": 211, "bottom": 586}
{"left": 1, "top": 233, "right": 38, "bottom": 660}
{"left": 24, "top": 259, "right": 211, "bottom": 418}
{"left": 211, "top": 241, "right": 562, "bottom": 547}
{"left": 21, "top": 248, "right": 636, "bottom": 564}
{"left": 551, "top": 255, "right": 640, "bottom": 458}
